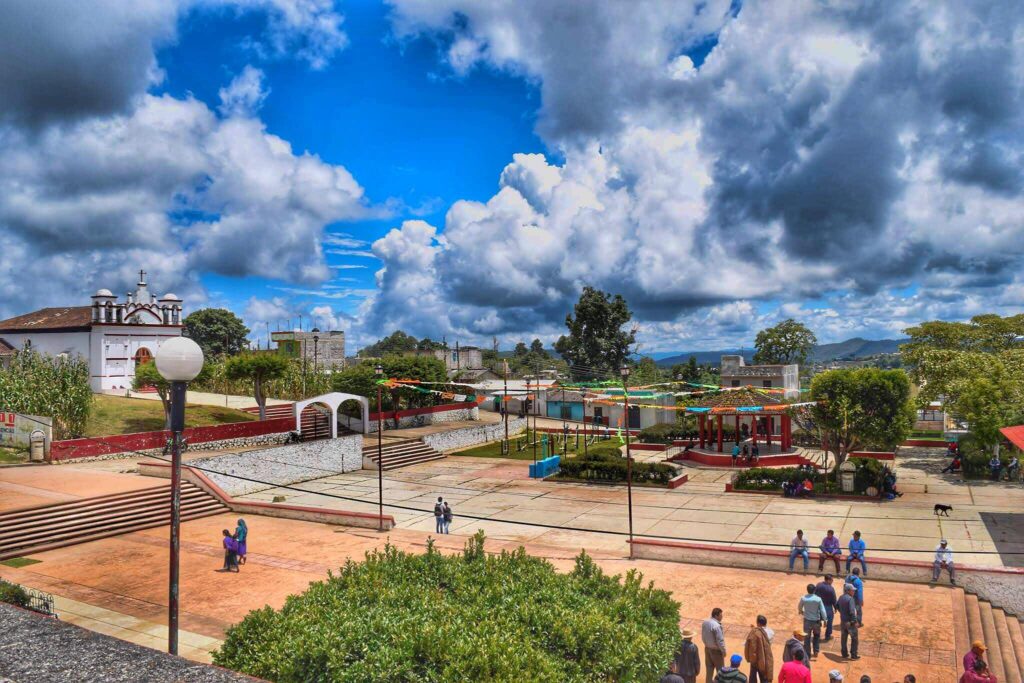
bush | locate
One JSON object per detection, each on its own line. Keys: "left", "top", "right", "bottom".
{"left": 0, "top": 580, "right": 31, "bottom": 608}
{"left": 639, "top": 423, "right": 678, "bottom": 444}
{"left": 557, "top": 452, "right": 676, "bottom": 485}
{"left": 214, "top": 533, "right": 681, "bottom": 682}
{"left": 850, "top": 457, "right": 884, "bottom": 492}
{"left": 958, "top": 434, "right": 1014, "bottom": 479}
{"left": 733, "top": 467, "right": 827, "bottom": 491}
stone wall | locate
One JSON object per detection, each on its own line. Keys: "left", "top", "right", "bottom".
{"left": 187, "top": 433, "right": 363, "bottom": 496}
{"left": 54, "top": 431, "right": 292, "bottom": 464}
{"left": 424, "top": 417, "right": 526, "bottom": 453}
{"left": 367, "top": 405, "right": 479, "bottom": 433}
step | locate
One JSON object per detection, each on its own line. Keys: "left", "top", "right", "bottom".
{"left": 382, "top": 455, "right": 445, "bottom": 471}
{"left": 967, "top": 594, "right": 985, "bottom": 646}
{"left": 366, "top": 447, "right": 438, "bottom": 461}
{"left": 371, "top": 449, "right": 442, "bottom": 465}
{"left": 994, "top": 609, "right": 1022, "bottom": 683}
{"left": 1007, "top": 618, "right": 1024, "bottom": 679}
{"left": 980, "top": 601, "right": 1007, "bottom": 683}
{"left": 0, "top": 484, "right": 176, "bottom": 521}
{"left": 362, "top": 439, "right": 421, "bottom": 453}
{"left": 953, "top": 588, "right": 971, "bottom": 663}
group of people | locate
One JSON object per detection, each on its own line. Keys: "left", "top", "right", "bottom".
{"left": 433, "top": 497, "right": 454, "bottom": 534}
{"left": 782, "top": 479, "right": 815, "bottom": 498}
{"left": 220, "top": 519, "right": 248, "bottom": 572}
{"left": 788, "top": 529, "right": 868, "bottom": 575}
{"left": 988, "top": 454, "right": 1020, "bottom": 481}
{"left": 731, "top": 442, "right": 761, "bottom": 466}
{"left": 962, "top": 641, "right": 1000, "bottom": 683}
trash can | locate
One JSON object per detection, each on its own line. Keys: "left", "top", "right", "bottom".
{"left": 839, "top": 459, "right": 857, "bottom": 493}
{"left": 30, "top": 430, "right": 46, "bottom": 462}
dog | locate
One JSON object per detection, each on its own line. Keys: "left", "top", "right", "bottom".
{"left": 934, "top": 504, "right": 953, "bottom": 516}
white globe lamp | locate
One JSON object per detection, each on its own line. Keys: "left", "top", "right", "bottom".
{"left": 156, "top": 337, "right": 204, "bottom": 382}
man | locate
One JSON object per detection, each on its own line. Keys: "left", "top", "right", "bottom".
{"left": 989, "top": 455, "right": 1002, "bottom": 480}
{"left": 828, "top": 671, "right": 843, "bottom": 683}
{"left": 1007, "top": 455, "right": 1020, "bottom": 481}
{"left": 964, "top": 658, "right": 997, "bottom": 683}
{"left": 715, "top": 654, "right": 748, "bottom": 683}
{"left": 675, "top": 629, "right": 701, "bottom": 683}
{"left": 845, "top": 567, "right": 865, "bottom": 626}
{"left": 819, "top": 530, "right": 842, "bottom": 573}
{"left": 846, "top": 530, "right": 867, "bottom": 575}
{"left": 814, "top": 575, "right": 839, "bottom": 641}
{"left": 782, "top": 629, "right": 807, "bottom": 667}
{"left": 837, "top": 583, "right": 860, "bottom": 660}
{"left": 661, "top": 663, "right": 687, "bottom": 683}
{"left": 703, "top": 608, "right": 727, "bottom": 683}
{"left": 932, "top": 539, "right": 955, "bottom": 584}
{"left": 789, "top": 530, "right": 810, "bottom": 571}
{"left": 798, "top": 583, "right": 827, "bottom": 658}
{"left": 964, "top": 641, "right": 987, "bottom": 673}
{"left": 744, "top": 616, "right": 773, "bottom": 683}
{"left": 941, "top": 453, "right": 962, "bottom": 474}
{"left": 778, "top": 649, "right": 811, "bottom": 683}
{"left": 732, "top": 443, "right": 741, "bottom": 466}
{"left": 433, "top": 496, "right": 445, "bottom": 534}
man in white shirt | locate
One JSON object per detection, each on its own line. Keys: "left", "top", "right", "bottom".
{"left": 932, "top": 539, "right": 955, "bottom": 585}
{"left": 702, "top": 607, "right": 727, "bottom": 683}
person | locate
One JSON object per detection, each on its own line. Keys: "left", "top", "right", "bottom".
{"left": 675, "top": 629, "right": 701, "bottom": 683}
{"left": 845, "top": 567, "right": 865, "bottom": 626}
{"left": 964, "top": 641, "right": 987, "bottom": 673}
{"left": 744, "top": 616, "right": 773, "bottom": 683}
{"left": 703, "top": 608, "right": 727, "bottom": 683}
{"left": 742, "top": 423, "right": 750, "bottom": 440}
{"left": 846, "top": 531, "right": 867, "bottom": 575}
{"left": 798, "top": 583, "right": 827, "bottom": 658}
{"left": 442, "top": 501, "right": 453, "bottom": 534}
{"left": 661, "top": 663, "right": 687, "bottom": 683}
{"left": 751, "top": 443, "right": 760, "bottom": 464}
{"left": 732, "top": 443, "right": 741, "bottom": 466}
{"left": 1006, "top": 455, "right": 1020, "bottom": 481}
{"left": 837, "top": 583, "right": 859, "bottom": 659}
{"left": 904, "top": 675, "right": 916, "bottom": 683}
{"left": 819, "top": 531, "right": 842, "bottom": 574}
{"left": 963, "top": 657, "right": 998, "bottom": 683}
{"left": 941, "top": 454, "right": 962, "bottom": 474}
{"left": 789, "top": 530, "right": 810, "bottom": 571}
{"left": 783, "top": 480, "right": 799, "bottom": 497}
{"left": 828, "top": 671, "right": 843, "bottom": 683}
{"left": 989, "top": 455, "right": 1003, "bottom": 480}
{"left": 932, "top": 539, "right": 955, "bottom": 584}
{"left": 801, "top": 478, "right": 814, "bottom": 497}
{"left": 814, "top": 575, "right": 839, "bottom": 641}
{"left": 234, "top": 519, "right": 248, "bottom": 566}
{"left": 742, "top": 444, "right": 750, "bottom": 462}
{"left": 782, "top": 629, "right": 807, "bottom": 666}
{"left": 715, "top": 654, "right": 748, "bottom": 683}
{"left": 433, "top": 496, "right": 445, "bottom": 534}
{"left": 221, "top": 529, "right": 240, "bottom": 572}
{"left": 778, "top": 649, "right": 811, "bottom": 683}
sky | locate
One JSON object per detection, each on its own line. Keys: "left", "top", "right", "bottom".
{"left": 1, "top": 0, "right": 1022, "bottom": 354}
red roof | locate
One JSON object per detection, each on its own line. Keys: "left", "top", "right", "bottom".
{"left": 1000, "top": 425, "right": 1024, "bottom": 451}
{"left": 0, "top": 307, "right": 92, "bottom": 332}
{"left": 0, "top": 338, "right": 16, "bottom": 355}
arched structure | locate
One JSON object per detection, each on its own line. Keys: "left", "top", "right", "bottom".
{"left": 293, "top": 392, "right": 370, "bottom": 437}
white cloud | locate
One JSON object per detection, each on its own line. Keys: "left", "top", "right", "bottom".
{"left": 218, "top": 65, "right": 269, "bottom": 118}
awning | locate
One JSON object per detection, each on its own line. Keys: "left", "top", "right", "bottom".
{"left": 999, "top": 425, "right": 1024, "bottom": 451}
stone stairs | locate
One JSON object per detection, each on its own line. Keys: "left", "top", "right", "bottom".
{"left": 243, "top": 403, "right": 331, "bottom": 440}
{"left": 0, "top": 484, "right": 229, "bottom": 561}
{"left": 363, "top": 439, "right": 444, "bottom": 471}
{"left": 959, "top": 588, "right": 1024, "bottom": 683}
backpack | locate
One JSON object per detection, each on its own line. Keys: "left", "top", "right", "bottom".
{"left": 434, "top": 502, "right": 444, "bottom": 516}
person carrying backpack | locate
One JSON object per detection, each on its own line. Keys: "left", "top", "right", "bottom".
{"left": 433, "top": 497, "right": 444, "bottom": 534}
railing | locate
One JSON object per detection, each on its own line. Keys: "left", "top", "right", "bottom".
{"left": 1, "top": 578, "right": 56, "bottom": 617}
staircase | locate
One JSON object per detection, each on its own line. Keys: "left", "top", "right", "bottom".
{"left": 959, "top": 588, "right": 1024, "bottom": 683}
{"left": 243, "top": 403, "right": 331, "bottom": 441}
{"left": 0, "top": 484, "right": 229, "bottom": 562}
{"left": 363, "top": 439, "right": 445, "bottom": 471}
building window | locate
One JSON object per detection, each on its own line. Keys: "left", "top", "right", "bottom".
{"left": 731, "top": 379, "right": 740, "bottom": 387}
{"left": 763, "top": 380, "right": 773, "bottom": 388}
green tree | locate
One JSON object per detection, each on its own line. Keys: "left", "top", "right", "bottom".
{"left": 132, "top": 360, "right": 211, "bottom": 429}
{"left": 182, "top": 308, "right": 250, "bottom": 357}
{"left": 554, "top": 286, "right": 636, "bottom": 380}
{"left": 333, "top": 356, "right": 448, "bottom": 416}
{"left": 753, "top": 319, "right": 818, "bottom": 366}
{"left": 514, "top": 342, "right": 529, "bottom": 358}
{"left": 671, "top": 356, "right": 701, "bottom": 383}
{"left": 0, "top": 346, "right": 92, "bottom": 439}
{"left": 358, "top": 330, "right": 420, "bottom": 357}
{"left": 809, "top": 368, "right": 915, "bottom": 467}
{"left": 530, "top": 339, "right": 546, "bottom": 355}
{"left": 631, "top": 356, "right": 663, "bottom": 385}
{"left": 224, "top": 352, "right": 291, "bottom": 420}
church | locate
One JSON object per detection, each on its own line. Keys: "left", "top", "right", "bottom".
{"left": 0, "top": 271, "right": 185, "bottom": 392}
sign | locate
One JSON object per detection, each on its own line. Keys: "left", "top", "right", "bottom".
{"left": 0, "top": 411, "right": 52, "bottom": 455}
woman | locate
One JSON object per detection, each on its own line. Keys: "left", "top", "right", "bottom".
{"left": 221, "top": 530, "right": 240, "bottom": 572}
{"left": 962, "top": 657, "right": 997, "bottom": 683}
{"left": 442, "top": 501, "right": 453, "bottom": 534}
{"left": 234, "top": 519, "right": 248, "bottom": 565}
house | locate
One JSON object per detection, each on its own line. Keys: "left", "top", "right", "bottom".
{"left": 411, "top": 345, "right": 492, "bottom": 380}
{"left": 536, "top": 386, "right": 676, "bottom": 429}
{"left": 0, "top": 271, "right": 184, "bottom": 392}
{"left": 719, "top": 355, "right": 800, "bottom": 398}
{"left": 271, "top": 330, "right": 346, "bottom": 370}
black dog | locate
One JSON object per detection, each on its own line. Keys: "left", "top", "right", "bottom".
{"left": 934, "top": 504, "right": 953, "bottom": 516}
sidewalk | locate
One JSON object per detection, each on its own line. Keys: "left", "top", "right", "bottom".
{"left": 107, "top": 389, "right": 290, "bottom": 410}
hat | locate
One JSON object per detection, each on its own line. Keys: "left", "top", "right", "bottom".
{"left": 731, "top": 654, "right": 743, "bottom": 667}
{"left": 940, "top": 538, "right": 948, "bottom": 544}
{"left": 972, "top": 640, "right": 987, "bottom": 652}
{"left": 682, "top": 629, "right": 695, "bottom": 640}
{"left": 829, "top": 670, "right": 844, "bottom": 681}
{"left": 793, "top": 628, "right": 807, "bottom": 638}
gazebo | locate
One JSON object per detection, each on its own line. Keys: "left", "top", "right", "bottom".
{"left": 692, "top": 387, "right": 795, "bottom": 453}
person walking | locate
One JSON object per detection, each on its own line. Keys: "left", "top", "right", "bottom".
{"left": 964, "top": 641, "right": 988, "bottom": 673}
{"left": 932, "top": 539, "right": 955, "bottom": 584}
{"left": 818, "top": 530, "right": 842, "bottom": 574}
{"left": 234, "top": 519, "right": 248, "bottom": 566}
{"left": 703, "top": 608, "right": 727, "bottom": 683}
{"left": 782, "top": 629, "right": 807, "bottom": 667}
{"left": 220, "top": 529, "right": 240, "bottom": 573}
{"left": 442, "top": 501, "right": 453, "bottom": 534}
{"left": 837, "top": 583, "right": 859, "bottom": 659}
{"left": 814, "top": 575, "right": 839, "bottom": 641}
{"left": 675, "top": 629, "right": 701, "bottom": 683}
{"left": 778, "top": 650, "right": 811, "bottom": 683}
{"left": 789, "top": 530, "right": 810, "bottom": 571}
{"left": 732, "top": 443, "right": 741, "bottom": 466}
{"left": 798, "top": 583, "right": 827, "bottom": 658}
{"left": 715, "top": 654, "right": 748, "bottom": 683}
{"left": 846, "top": 531, "right": 867, "bottom": 575}
{"left": 744, "top": 616, "right": 773, "bottom": 683}
{"left": 433, "top": 496, "right": 445, "bottom": 534}
{"left": 845, "top": 567, "right": 865, "bottom": 626}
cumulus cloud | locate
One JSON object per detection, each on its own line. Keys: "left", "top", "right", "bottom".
{"left": 218, "top": 66, "right": 269, "bottom": 117}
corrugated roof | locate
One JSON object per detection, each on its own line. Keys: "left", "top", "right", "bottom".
{"left": 0, "top": 338, "right": 16, "bottom": 355}
{"left": 0, "top": 307, "right": 92, "bottom": 332}
{"left": 1000, "top": 425, "right": 1024, "bottom": 451}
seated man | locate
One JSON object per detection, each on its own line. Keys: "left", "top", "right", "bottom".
{"left": 789, "top": 529, "right": 810, "bottom": 571}
{"left": 800, "top": 478, "right": 814, "bottom": 497}
{"left": 989, "top": 456, "right": 1003, "bottom": 480}
{"left": 940, "top": 455, "right": 962, "bottom": 474}
{"left": 818, "top": 530, "right": 842, "bottom": 573}
{"left": 1005, "top": 455, "right": 1019, "bottom": 481}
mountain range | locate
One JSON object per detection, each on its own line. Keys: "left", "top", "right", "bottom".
{"left": 651, "top": 337, "right": 907, "bottom": 367}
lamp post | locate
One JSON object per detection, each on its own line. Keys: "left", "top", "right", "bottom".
{"left": 155, "top": 337, "right": 204, "bottom": 656}
{"left": 311, "top": 328, "right": 320, "bottom": 374}
{"left": 621, "top": 364, "right": 635, "bottom": 558}
{"left": 502, "top": 359, "right": 510, "bottom": 455}
{"left": 375, "top": 364, "right": 384, "bottom": 531}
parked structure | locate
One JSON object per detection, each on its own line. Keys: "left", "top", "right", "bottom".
{"left": 719, "top": 354, "right": 800, "bottom": 398}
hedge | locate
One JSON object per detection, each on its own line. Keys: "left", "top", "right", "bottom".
{"left": 0, "top": 580, "right": 30, "bottom": 608}
{"left": 732, "top": 458, "right": 887, "bottom": 495}
{"left": 958, "top": 434, "right": 1018, "bottom": 479}
{"left": 214, "top": 533, "right": 681, "bottom": 682}
{"left": 556, "top": 452, "right": 676, "bottom": 485}
{"left": 638, "top": 423, "right": 678, "bottom": 444}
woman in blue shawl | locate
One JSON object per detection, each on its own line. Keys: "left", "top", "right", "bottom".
{"left": 234, "top": 519, "right": 248, "bottom": 565}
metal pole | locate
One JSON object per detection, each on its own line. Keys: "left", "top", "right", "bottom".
{"left": 377, "top": 382, "right": 384, "bottom": 530}
{"left": 167, "top": 380, "right": 186, "bottom": 655}
{"left": 532, "top": 371, "right": 539, "bottom": 464}
{"left": 623, "top": 373, "right": 634, "bottom": 558}
{"left": 502, "top": 359, "right": 509, "bottom": 455}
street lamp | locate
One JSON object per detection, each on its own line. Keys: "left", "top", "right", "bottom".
{"left": 155, "top": 336, "right": 204, "bottom": 656}
{"left": 374, "top": 363, "right": 384, "bottom": 531}
{"left": 311, "top": 328, "right": 320, "bottom": 374}
{"left": 620, "top": 364, "right": 634, "bottom": 558}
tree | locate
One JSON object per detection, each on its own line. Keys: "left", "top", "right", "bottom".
{"left": 809, "top": 368, "right": 915, "bottom": 467}
{"left": 671, "top": 356, "right": 701, "bottom": 383}
{"left": 554, "top": 287, "right": 636, "bottom": 380}
{"left": 530, "top": 339, "right": 546, "bottom": 355}
{"left": 514, "top": 342, "right": 529, "bottom": 358}
{"left": 358, "top": 330, "right": 420, "bottom": 357}
{"left": 224, "top": 353, "right": 291, "bottom": 420}
{"left": 183, "top": 308, "right": 250, "bottom": 357}
{"left": 333, "top": 355, "right": 448, "bottom": 416}
{"left": 132, "top": 360, "right": 211, "bottom": 429}
{"left": 631, "top": 356, "right": 663, "bottom": 386}
{"left": 753, "top": 319, "right": 817, "bottom": 366}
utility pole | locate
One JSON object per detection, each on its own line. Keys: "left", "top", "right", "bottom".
{"left": 502, "top": 358, "right": 509, "bottom": 455}
{"left": 621, "top": 365, "right": 634, "bottom": 558}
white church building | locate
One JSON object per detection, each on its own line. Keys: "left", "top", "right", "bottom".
{"left": 0, "top": 271, "right": 185, "bottom": 392}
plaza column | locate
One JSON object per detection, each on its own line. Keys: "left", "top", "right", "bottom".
{"left": 698, "top": 414, "right": 704, "bottom": 448}
{"left": 735, "top": 414, "right": 740, "bottom": 444}
{"left": 767, "top": 416, "right": 773, "bottom": 449}
{"left": 717, "top": 415, "right": 724, "bottom": 452}
{"left": 752, "top": 416, "right": 757, "bottom": 449}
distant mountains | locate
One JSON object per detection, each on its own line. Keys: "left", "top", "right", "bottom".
{"left": 652, "top": 337, "right": 907, "bottom": 367}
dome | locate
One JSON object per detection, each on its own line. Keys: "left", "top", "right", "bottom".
{"left": 159, "top": 292, "right": 182, "bottom": 301}
{"left": 92, "top": 289, "right": 114, "bottom": 298}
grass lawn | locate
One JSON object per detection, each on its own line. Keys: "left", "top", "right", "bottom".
{"left": 0, "top": 558, "right": 41, "bottom": 568}
{"left": 0, "top": 446, "right": 28, "bottom": 464}
{"left": 451, "top": 430, "right": 624, "bottom": 461}
{"left": 84, "top": 394, "right": 256, "bottom": 437}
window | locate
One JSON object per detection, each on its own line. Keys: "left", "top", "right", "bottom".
{"left": 731, "top": 379, "right": 740, "bottom": 387}
{"left": 763, "top": 380, "right": 773, "bottom": 388}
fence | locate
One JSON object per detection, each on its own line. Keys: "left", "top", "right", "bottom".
{"left": 0, "top": 578, "right": 56, "bottom": 617}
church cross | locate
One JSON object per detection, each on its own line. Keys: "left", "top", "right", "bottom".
{"left": 138, "top": 269, "right": 146, "bottom": 282}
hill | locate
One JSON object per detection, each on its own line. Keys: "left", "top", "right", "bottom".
{"left": 654, "top": 337, "right": 906, "bottom": 367}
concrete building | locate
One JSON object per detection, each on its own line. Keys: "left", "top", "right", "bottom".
{"left": 533, "top": 386, "right": 675, "bottom": 429}
{"left": 0, "top": 270, "right": 184, "bottom": 392}
{"left": 271, "top": 330, "right": 346, "bottom": 370}
{"left": 414, "top": 346, "right": 483, "bottom": 373}
{"left": 719, "top": 355, "right": 800, "bottom": 398}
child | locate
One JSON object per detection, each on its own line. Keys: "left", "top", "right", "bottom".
{"left": 222, "top": 529, "right": 240, "bottom": 572}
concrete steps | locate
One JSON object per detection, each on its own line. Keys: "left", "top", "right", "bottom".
{"left": 0, "top": 484, "right": 229, "bottom": 561}
{"left": 961, "top": 587, "right": 1023, "bottom": 683}
{"left": 363, "top": 439, "right": 444, "bottom": 471}
{"left": 243, "top": 403, "right": 331, "bottom": 440}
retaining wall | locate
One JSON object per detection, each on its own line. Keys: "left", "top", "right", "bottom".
{"left": 185, "top": 433, "right": 363, "bottom": 496}
{"left": 425, "top": 417, "right": 527, "bottom": 453}
{"left": 630, "top": 538, "right": 1024, "bottom": 615}
{"left": 366, "top": 402, "right": 480, "bottom": 433}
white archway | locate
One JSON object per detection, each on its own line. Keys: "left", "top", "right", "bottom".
{"left": 293, "top": 392, "right": 370, "bottom": 437}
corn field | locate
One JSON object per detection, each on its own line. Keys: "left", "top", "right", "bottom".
{"left": 0, "top": 348, "right": 92, "bottom": 439}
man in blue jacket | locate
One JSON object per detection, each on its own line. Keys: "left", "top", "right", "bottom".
{"left": 845, "top": 568, "right": 864, "bottom": 627}
{"left": 846, "top": 531, "right": 867, "bottom": 575}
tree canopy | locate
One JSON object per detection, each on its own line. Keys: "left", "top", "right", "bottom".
{"left": 132, "top": 360, "right": 211, "bottom": 429}
{"left": 753, "top": 319, "right": 817, "bottom": 366}
{"left": 332, "top": 356, "right": 448, "bottom": 412}
{"left": 223, "top": 352, "right": 290, "bottom": 419}
{"left": 554, "top": 287, "right": 636, "bottom": 380}
{"left": 358, "top": 331, "right": 446, "bottom": 357}
{"left": 182, "top": 308, "right": 250, "bottom": 357}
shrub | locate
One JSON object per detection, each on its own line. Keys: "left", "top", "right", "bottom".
{"left": 214, "top": 533, "right": 681, "bottom": 682}
{"left": 733, "top": 467, "right": 827, "bottom": 491}
{"left": 557, "top": 452, "right": 676, "bottom": 485}
{"left": 958, "top": 434, "right": 1014, "bottom": 479}
{"left": 850, "top": 457, "right": 885, "bottom": 492}
{"left": 638, "top": 423, "right": 677, "bottom": 444}
{"left": 0, "top": 580, "right": 31, "bottom": 608}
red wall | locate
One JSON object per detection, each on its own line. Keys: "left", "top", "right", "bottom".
{"left": 368, "top": 400, "right": 481, "bottom": 421}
